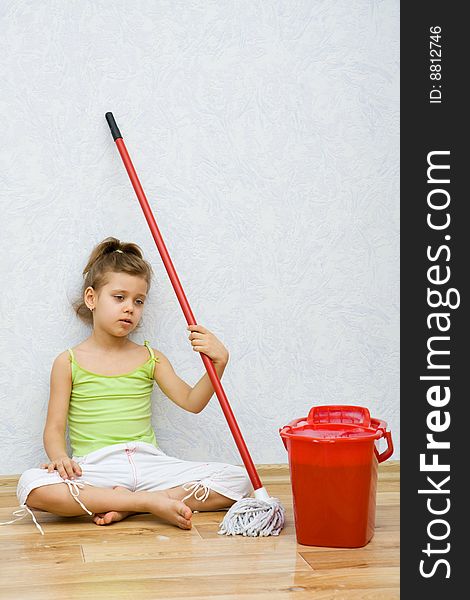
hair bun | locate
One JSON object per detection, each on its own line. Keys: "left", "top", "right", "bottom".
{"left": 102, "top": 243, "right": 121, "bottom": 255}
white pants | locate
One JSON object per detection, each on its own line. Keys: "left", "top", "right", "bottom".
{"left": 3, "top": 441, "right": 253, "bottom": 535}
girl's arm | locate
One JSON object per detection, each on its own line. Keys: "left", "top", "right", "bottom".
{"left": 43, "top": 352, "right": 72, "bottom": 460}
{"left": 44, "top": 428, "right": 68, "bottom": 462}
{"left": 41, "top": 352, "right": 82, "bottom": 479}
{"left": 154, "top": 324, "right": 229, "bottom": 414}
{"left": 40, "top": 352, "right": 82, "bottom": 480}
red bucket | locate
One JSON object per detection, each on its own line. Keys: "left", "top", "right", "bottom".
{"left": 279, "top": 405, "right": 393, "bottom": 547}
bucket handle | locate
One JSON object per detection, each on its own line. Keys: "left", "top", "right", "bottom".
{"left": 279, "top": 425, "right": 291, "bottom": 451}
{"left": 374, "top": 430, "right": 394, "bottom": 463}
{"left": 307, "top": 405, "right": 371, "bottom": 427}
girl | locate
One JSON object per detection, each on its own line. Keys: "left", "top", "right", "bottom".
{"left": 1, "top": 237, "right": 253, "bottom": 535}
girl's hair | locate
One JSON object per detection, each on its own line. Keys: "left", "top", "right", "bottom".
{"left": 72, "top": 236, "right": 154, "bottom": 328}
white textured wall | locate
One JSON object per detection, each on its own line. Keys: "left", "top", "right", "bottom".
{"left": 0, "top": 0, "right": 399, "bottom": 476}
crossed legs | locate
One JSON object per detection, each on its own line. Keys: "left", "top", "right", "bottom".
{"left": 93, "top": 484, "right": 235, "bottom": 526}
{"left": 26, "top": 481, "right": 236, "bottom": 530}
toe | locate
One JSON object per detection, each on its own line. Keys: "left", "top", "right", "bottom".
{"left": 179, "top": 517, "right": 192, "bottom": 529}
{"left": 179, "top": 505, "right": 192, "bottom": 520}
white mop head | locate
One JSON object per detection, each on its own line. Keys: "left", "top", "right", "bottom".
{"left": 218, "top": 488, "right": 286, "bottom": 537}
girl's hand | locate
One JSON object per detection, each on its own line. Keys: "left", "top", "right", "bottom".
{"left": 187, "top": 324, "right": 229, "bottom": 365}
{"left": 40, "top": 456, "right": 82, "bottom": 480}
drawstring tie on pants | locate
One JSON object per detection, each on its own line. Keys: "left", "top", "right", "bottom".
{"left": 0, "top": 479, "right": 93, "bottom": 536}
{"left": 0, "top": 503, "right": 46, "bottom": 535}
{"left": 181, "top": 480, "right": 211, "bottom": 502}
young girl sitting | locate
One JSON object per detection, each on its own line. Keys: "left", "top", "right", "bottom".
{"left": 1, "top": 237, "right": 253, "bottom": 535}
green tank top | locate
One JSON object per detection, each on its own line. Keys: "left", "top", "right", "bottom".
{"left": 67, "top": 340, "right": 160, "bottom": 457}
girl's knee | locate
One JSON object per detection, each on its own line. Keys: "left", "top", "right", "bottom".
{"left": 17, "top": 467, "right": 63, "bottom": 507}
{"left": 26, "top": 483, "right": 67, "bottom": 511}
{"left": 26, "top": 486, "right": 45, "bottom": 509}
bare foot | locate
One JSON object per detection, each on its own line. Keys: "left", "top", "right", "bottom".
{"left": 92, "top": 486, "right": 193, "bottom": 530}
{"left": 144, "top": 491, "right": 193, "bottom": 530}
{"left": 93, "top": 486, "right": 137, "bottom": 526}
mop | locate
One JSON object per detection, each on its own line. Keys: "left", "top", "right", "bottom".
{"left": 105, "top": 112, "right": 285, "bottom": 536}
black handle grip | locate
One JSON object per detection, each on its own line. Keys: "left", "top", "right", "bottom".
{"left": 105, "top": 112, "right": 122, "bottom": 141}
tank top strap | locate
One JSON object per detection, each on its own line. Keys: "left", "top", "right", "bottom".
{"left": 67, "top": 348, "right": 76, "bottom": 383}
{"left": 144, "top": 340, "right": 159, "bottom": 363}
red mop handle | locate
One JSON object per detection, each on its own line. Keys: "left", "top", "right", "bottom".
{"left": 105, "top": 112, "right": 262, "bottom": 491}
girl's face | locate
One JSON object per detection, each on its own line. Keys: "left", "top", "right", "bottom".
{"left": 85, "top": 271, "right": 148, "bottom": 335}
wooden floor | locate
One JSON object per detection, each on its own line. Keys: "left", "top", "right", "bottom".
{"left": 0, "top": 462, "right": 399, "bottom": 599}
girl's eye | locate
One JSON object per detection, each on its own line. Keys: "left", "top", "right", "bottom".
{"left": 114, "top": 295, "right": 144, "bottom": 305}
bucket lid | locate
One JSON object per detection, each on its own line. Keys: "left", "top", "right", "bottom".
{"left": 279, "top": 405, "right": 387, "bottom": 442}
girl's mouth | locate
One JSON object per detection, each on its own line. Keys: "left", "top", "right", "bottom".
{"left": 119, "top": 320, "right": 132, "bottom": 326}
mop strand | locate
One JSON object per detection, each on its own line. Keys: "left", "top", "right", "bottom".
{"left": 218, "top": 491, "right": 286, "bottom": 537}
